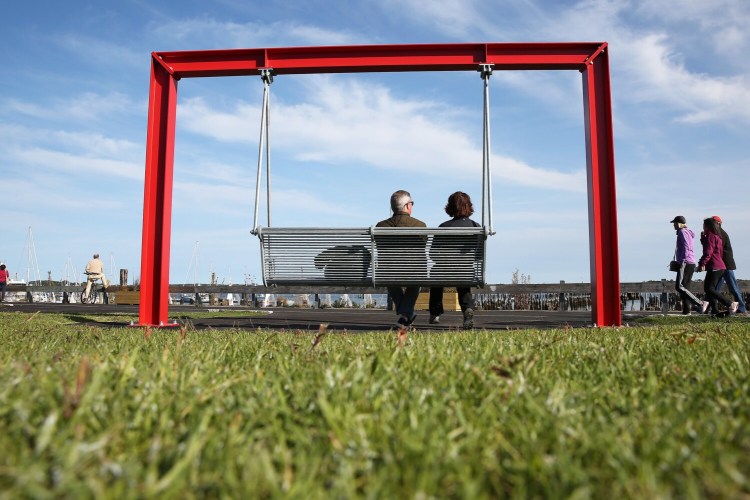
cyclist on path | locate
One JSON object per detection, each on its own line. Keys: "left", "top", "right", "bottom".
{"left": 84, "top": 253, "right": 109, "bottom": 299}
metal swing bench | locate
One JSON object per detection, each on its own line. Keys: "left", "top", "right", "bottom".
{"left": 251, "top": 67, "right": 495, "bottom": 288}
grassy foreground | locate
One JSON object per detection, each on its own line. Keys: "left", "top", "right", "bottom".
{"left": 1, "top": 311, "right": 749, "bottom": 498}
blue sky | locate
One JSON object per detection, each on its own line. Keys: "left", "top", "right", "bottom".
{"left": 1, "top": 0, "right": 748, "bottom": 286}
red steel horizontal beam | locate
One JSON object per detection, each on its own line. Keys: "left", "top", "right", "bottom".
{"left": 154, "top": 42, "right": 606, "bottom": 78}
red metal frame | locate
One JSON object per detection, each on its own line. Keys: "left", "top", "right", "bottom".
{"left": 139, "top": 42, "right": 622, "bottom": 327}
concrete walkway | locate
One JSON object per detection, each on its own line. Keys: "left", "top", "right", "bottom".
{"left": 2, "top": 302, "right": 649, "bottom": 331}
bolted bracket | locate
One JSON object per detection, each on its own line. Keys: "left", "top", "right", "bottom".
{"left": 260, "top": 68, "right": 275, "bottom": 84}
{"left": 478, "top": 63, "right": 494, "bottom": 80}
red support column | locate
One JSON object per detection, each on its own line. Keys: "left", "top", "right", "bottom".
{"left": 138, "top": 56, "right": 178, "bottom": 327}
{"left": 582, "top": 49, "right": 622, "bottom": 326}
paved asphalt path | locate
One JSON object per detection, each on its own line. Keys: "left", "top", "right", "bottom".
{"left": 2, "top": 302, "right": 649, "bottom": 331}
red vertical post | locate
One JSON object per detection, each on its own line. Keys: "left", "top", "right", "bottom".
{"left": 581, "top": 48, "right": 622, "bottom": 326}
{"left": 139, "top": 55, "right": 178, "bottom": 326}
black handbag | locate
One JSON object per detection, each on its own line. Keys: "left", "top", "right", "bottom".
{"left": 669, "top": 248, "right": 681, "bottom": 272}
{"left": 669, "top": 248, "right": 682, "bottom": 272}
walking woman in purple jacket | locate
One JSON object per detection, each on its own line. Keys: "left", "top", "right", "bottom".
{"left": 697, "top": 217, "right": 738, "bottom": 315}
{"left": 669, "top": 215, "right": 705, "bottom": 315}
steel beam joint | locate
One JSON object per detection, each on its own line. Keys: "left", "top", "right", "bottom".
{"left": 260, "top": 68, "right": 275, "bottom": 84}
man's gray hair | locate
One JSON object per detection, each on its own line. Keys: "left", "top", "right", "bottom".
{"left": 390, "top": 190, "right": 412, "bottom": 212}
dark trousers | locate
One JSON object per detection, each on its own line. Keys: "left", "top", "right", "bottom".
{"left": 429, "top": 287, "right": 473, "bottom": 316}
{"left": 388, "top": 286, "right": 420, "bottom": 318}
{"left": 704, "top": 270, "right": 732, "bottom": 314}
{"left": 675, "top": 263, "right": 701, "bottom": 313}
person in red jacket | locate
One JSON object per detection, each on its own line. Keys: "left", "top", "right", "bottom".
{"left": 712, "top": 215, "right": 746, "bottom": 314}
{"left": 0, "top": 264, "right": 9, "bottom": 302}
{"left": 697, "top": 217, "right": 737, "bottom": 315}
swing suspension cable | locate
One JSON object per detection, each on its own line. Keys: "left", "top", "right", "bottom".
{"left": 251, "top": 68, "right": 274, "bottom": 235}
{"left": 479, "top": 63, "right": 495, "bottom": 235}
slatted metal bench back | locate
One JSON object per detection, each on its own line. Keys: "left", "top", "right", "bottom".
{"left": 257, "top": 227, "right": 486, "bottom": 287}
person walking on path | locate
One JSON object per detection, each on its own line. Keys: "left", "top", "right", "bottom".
{"left": 712, "top": 215, "right": 747, "bottom": 314}
{"left": 429, "top": 192, "right": 481, "bottom": 328}
{"left": 697, "top": 218, "right": 738, "bottom": 316}
{"left": 669, "top": 216, "right": 706, "bottom": 315}
{"left": 376, "top": 190, "right": 426, "bottom": 328}
{"left": 0, "top": 264, "right": 9, "bottom": 303}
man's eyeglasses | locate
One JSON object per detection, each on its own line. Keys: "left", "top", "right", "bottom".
{"left": 406, "top": 201, "right": 414, "bottom": 207}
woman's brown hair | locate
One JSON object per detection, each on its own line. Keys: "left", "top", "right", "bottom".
{"left": 444, "top": 191, "right": 474, "bottom": 218}
{"left": 703, "top": 217, "right": 720, "bottom": 235}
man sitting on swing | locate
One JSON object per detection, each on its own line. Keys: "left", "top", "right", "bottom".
{"left": 376, "top": 189, "right": 426, "bottom": 327}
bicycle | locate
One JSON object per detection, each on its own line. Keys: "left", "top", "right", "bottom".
{"left": 80, "top": 273, "right": 106, "bottom": 304}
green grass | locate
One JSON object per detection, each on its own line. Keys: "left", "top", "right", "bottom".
{"left": 1, "top": 311, "right": 749, "bottom": 498}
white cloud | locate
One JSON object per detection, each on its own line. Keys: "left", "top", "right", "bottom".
{"left": 177, "top": 98, "right": 255, "bottom": 143}
{"left": 3, "top": 92, "right": 137, "bottom": 123}
{"left": 379, "top": 0, "right": 496, "bottom": 38}
{"left": 2, "top": 177, "right": 122, "bottom": 211}
{"left": 541, "top": 1, "right": 750, "bottom": 125}
{"left": 153, "top": 19, "right": 362, "bottom": 48}
{"left": 491, "top": 71, "right": 583, "bottom": 119}
{"left": 9, "top": 147, "right": 142, "bottom": 180}
{"left": 273, "top": 188, "right": 352, "bottom": 217}
{"left": 634, "top": 0, "right": 750, "bottom": 60}
{"left": 51, "top": 130, "right": 141, "bottom": 157}
{"left": 173, "top": 180, "right": 252, "bottom": 215}
{"left": 387, "top": 0, "right": 750, "bottom": 126}
{"left": 178, "top": 76, "right": 585, "bottom": 192}
{"left": 0, "top": 123, "right": 143, "bottom": 178}
{"left": 56, "top": 34, "right": 145, "bottom": 70}
{"left": 619, "top": 33, "right": 750, "bottom": 125}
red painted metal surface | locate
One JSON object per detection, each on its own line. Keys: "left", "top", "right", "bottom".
{"left": 139, "top": 58, "right": 178, "bottom": 327}
{"left": 582, "top": 50, "right": 622, "bottom": 327}
{"left": 154, "top": 42, "right": 603, "bottom": 78}
{"left": 139, "top": 42, "right": 622, "bottom": 327}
